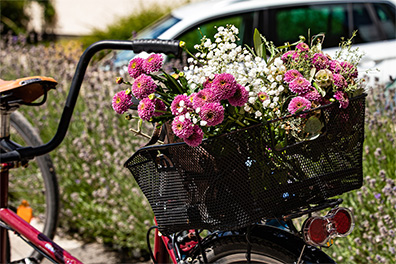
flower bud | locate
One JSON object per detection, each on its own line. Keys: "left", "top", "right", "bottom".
{"left": 116, "top": 77, "right": 124, "bottom": 84}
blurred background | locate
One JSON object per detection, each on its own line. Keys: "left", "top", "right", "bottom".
{"left": 1, "top": 0, "right": 395, "bottom": 263}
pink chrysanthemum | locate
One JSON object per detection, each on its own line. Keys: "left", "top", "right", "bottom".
{"left": 258, "top": 91, "right": 269, "bottom": 102}
{"left": 292, "top": 52, "right": 309, "bottom": 61}
{"left": 193, "top": 88, "right": 216, "bottom": 108}
{"left": 312, "top": 53, "right": 329, "bottom": 70}
{"left": 334, "top": 90, "right": 349, "bottom": 109}
{"left": 333, "top": 74, "right": 347, "bottom": 90}
{"left": 128, "top": 58, "right": 145, "bottom": 79}
{"left": 203, "top": 76, "right": 216, "bottom": 89}
{"left": 281, "top": 50, "right": 296, "bottom": 62}
{"left": 340, "top": 61, "right": 358, "bottom": 79}
{"left": 184, "top": 125, "right": 204, "bottom": 147}
{"left": 172, "top": 116, "right": 195, "bottom": 138}
{"left": 138, "top": 98, "right": 156, "bottom": 121}
{"left": 171, "top": 94, "right": 192, "bottom": 116}
{"left": 289, "top": 77, "right": 312, "bottom": 94}
{"left": 228, "top": 84, "right": 249, "bottom": 107}
{"left": 284, "top": 70, "right": 303, "bottom": 83}
{"left": 153, "top": 98, "right": 167, "bottom": 117}
{"left": 288, "top": 96, "right": 312, "bottom": 115}
{"left": 329, "top": 60, "right": 343, "bottom": 74}
{"left": 211, "top": 73, "right": 238, "bottom": 101}
{"left": 143, "top": 53, "right": 163, "bottom": 74}
{"left": 199, "top": 102, "right": 224, "bottom": 126}
{"left": 112, "top": 90, "right": 133, "bottom": 114}
{"left": 132, "top": 74, "right": 157, "bottom": 99}
{"left": 302, "top": 89, "right": 321, "bottom": 102}
{"left": 296, "top": 42, "right": 310, "bottom": 52}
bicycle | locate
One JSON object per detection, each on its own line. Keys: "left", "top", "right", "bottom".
{"left": 0, "top": 39, "right": 366, "bottom": 263}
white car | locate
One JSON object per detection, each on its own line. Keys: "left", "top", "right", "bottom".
{"left": 110, "top": 0, "right": 396, "bottom": 82}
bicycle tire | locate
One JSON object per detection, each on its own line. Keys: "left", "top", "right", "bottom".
{"left": 190, "top": 236, "right": 302, "bottom": 264}
{"left": 8, "top": 111, "right": 60, "bottom": 262}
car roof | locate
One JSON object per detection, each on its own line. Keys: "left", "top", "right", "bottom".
{"left": 159, "top": 0, "right": 396, "bottom": 39}
{"left": 172, "top": 0, "right": 396, "bottom": 19}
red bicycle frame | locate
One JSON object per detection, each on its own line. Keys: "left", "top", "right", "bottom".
{"left": 0, "top": 163, "right": 82, "bottom": 263}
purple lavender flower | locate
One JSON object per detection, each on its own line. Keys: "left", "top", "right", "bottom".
{"left": 199, "top": 102, "right": 224, "bottom": 126}
{"left": 171, "top": 94, "right": 192, "bottom": 116}
{"left": 228, "top": 84, "right": 249, "bottom": 107}
{"left": 193, "top": 88, "right": 216, "bottom": 108}
{"left": 288, "top": 96, "right": 311, "bottom": 115}
{"left": 184, "top": 125, "right": 204, "bottom": 147}
{"left": 289, "top": 77, "right": 312, "bottom": 94}
{"left": 143, "top": 53, "right": 163, "bottom": 73}
{"left": 132, "top": 74, "right": 157, "bottom": 99}
{"left": 312, "top": 53, "right": 329, "bottom": 70}
{"left": 128, "top": 57, "right": 145, "bottom": 79}
{"left": 171, "top": 116, "right": 194, "bottom": 138}
{"left": 211, "top": 73, "right": 238, "bottom": 101}
{"left": 137, "top": 97, "right": 156, "bottom": 121}
{"left": 334, "top": 90, "right": 349, "bottom": 109}
{"left": 112, "top": 90, "right": 133, "bottom": 114}
{"left": 284, "top": 69, "right": 303, "bottom": 83}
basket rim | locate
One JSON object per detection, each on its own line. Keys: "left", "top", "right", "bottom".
{"left": 124, "top": 93, "right": 367, "bottom": 168}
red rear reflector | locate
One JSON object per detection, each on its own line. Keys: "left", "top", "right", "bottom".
{"left": 329, "top": 208, "right": 354, "bottom": 236}
{"left": 302, "top": 207, "right": 355, "bottom": 247}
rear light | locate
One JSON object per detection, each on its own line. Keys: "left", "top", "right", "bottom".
{"left": 328, "top": 207, "right": 354, "bottom": 236}
{"left": 302, "top": 207, "right": 354, "bottom": 247}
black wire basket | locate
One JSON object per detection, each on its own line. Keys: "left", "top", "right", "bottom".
{"left": 124, "top": 94, "right": 366, "bottom": 235}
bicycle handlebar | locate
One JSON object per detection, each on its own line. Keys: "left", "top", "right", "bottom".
{"left": 0, "top": 39, "right": 182, "bottom": 162}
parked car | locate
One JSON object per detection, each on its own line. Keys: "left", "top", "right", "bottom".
{"left": 109, "top": 0, "right": 396, "bottom": 82}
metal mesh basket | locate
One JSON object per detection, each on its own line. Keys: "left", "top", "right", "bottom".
{"left": 124, "top": 94, "right": 366, "bottom": 235}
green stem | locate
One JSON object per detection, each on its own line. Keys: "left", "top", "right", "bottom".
{"left": 228, "top": 116, "right": 246, "bottom": 127}
{"left": 156, "top": 96, "right": 171, "bottom": 107}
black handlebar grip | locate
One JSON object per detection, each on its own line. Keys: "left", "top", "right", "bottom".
{"left": 0, "top": 150, "right": 21, "bottom": 163}
{"left": 131, "top": 39, "right": 182, "bottom": 56}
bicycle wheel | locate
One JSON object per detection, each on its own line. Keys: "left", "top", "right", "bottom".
{"left": 190, "top": 236, "right": 300, "bottom": 263}
{"left": 8, "top": 111, "right": 59, "bottom": 262}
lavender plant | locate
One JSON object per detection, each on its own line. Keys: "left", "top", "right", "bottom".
{"left": 327, "top": 77, "right": 396, "bottom": 263}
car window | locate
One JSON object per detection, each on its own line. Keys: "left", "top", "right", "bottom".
{"left": 268, "top": 4, "right": 349, "bottom": 48}
{"left": 138, "top": 15, "right": 182, "bottom": 39}
{"left": 372, "top": 2, "right": 396, "bottom": 40}
{"left": 175, "top": 12, "right": 255, "bottom": 52}
{"left": 352, "top": 3, "right": 382, "bottom": 43}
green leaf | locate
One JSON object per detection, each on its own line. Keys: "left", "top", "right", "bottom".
{"left": 303, "top": 116, "right": 324, "bottom": 138}
{"left": 313, "top": 82, "right": 326, "bottom": 97}
{"left": 253, "top": 28, "right": 264, "bottom": 57}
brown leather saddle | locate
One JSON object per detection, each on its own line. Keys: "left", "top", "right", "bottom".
{"left": 0, "top": 76, "right": 57, "bottom": 105}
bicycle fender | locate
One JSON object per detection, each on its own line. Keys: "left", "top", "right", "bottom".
{"left": 250, "top": 225, "right": 336, "bottom": 263}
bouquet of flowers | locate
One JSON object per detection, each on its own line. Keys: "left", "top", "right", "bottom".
{"left": 112, "top": 25, "right": 364, "bottom": 147}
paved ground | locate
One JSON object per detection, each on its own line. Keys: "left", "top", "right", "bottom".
{"left": 10, "top": 219, "right": 150, "bottom": 263}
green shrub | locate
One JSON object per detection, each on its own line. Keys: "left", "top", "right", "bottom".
{"left": 79, "top": 1, "right": 184, "bottom": 49}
